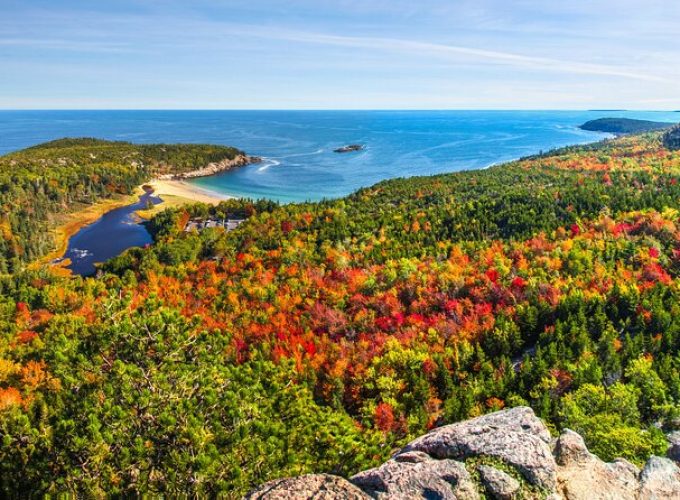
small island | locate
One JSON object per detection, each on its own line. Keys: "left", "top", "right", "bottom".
{"left": 580, "top": 117, "right": 675, "bottom": 135}
{"left": 334, "top": 144, "right": 365, "bottom": 153}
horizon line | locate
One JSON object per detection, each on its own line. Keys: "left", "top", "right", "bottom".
{"left": 1, "top": 108, "right": 679, "bottom": 113}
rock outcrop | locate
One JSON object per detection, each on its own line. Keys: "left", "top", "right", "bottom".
{"left": 667, "top": 431, "right": 680, "bottom": 462}
{"left": 245, "top": 474, "right": 370, "bottom": 500}
{"left": 351, "top": 450, "right": 478, "bottom": 499}
{"left": 402, "top": 406, "right": 556, "bottom": 490}
{"left": 639, "top": 457, "right": 680, "bottom": 499}
{"left": 246, "top": 407, "right": 680, "bottom": 499}
{"left": 156, "top": 154, "right": 261, "bottom": 180}
{"left": 554, "top": 429, "right": 640, "bottom": 499}
{"left": 477, "top": 465, "right": 520, "bottom": 499}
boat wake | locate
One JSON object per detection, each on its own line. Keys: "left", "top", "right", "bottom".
{"left": 279, "top": 148, "right": 324, "bottom": 159}
{"left": 257, "top": 158, "right": 281, "bottom": 172}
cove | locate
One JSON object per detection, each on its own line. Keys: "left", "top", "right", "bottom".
{"left": 63, "top": 191, "right": 162, "bottom": 276}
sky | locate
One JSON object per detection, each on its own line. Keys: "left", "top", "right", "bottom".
{"left": 1, "top": 0, "right": 679, "bottom": 110}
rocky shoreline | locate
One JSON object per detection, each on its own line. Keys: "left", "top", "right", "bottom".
{"left": 156, "top": 154, "right": 262, "bottom": 181}
{"left": 246, "top": 407, "right": 680, "bottom": 499}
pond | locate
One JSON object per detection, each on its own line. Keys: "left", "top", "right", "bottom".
{"left": 62, "top": 191, "right": 162, "bottom": 276}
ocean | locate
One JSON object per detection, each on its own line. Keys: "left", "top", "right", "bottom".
{"left": 1, "top": 110, "right": 678, "bottom": 203}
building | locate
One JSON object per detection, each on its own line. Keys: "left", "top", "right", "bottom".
{"left": 183, "top": 218, "right": 246, "bottom": 233}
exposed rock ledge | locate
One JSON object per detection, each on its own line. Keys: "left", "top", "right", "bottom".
{"left": 156, "top": 154, "right": 262, "bottom": 180}
{"left": 245, "top": 407, "right": 680, "bottom": 499}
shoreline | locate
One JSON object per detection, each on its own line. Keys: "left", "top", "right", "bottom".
{"left": 146, "top": 179, "right": 234, "bottom": 204}
{"left": 156, "top": 154, "right": 261, "bottom": 180}
{"left": 136, "top": 154, "right": 257, "bottom": 215}
{"left": 135, "top": 179, "right": 236, "bottom": 219}
{"left": 39, "top": 171, "right": 243, "bottom": 271}
{"left": 40, "top": 129, "right": 615, "bottom": 271}
{"left": 31, "top": 189, "right": 145, "bottom": 272}
{"left": 482, "top": 129, "right": 611, "bottom": 170}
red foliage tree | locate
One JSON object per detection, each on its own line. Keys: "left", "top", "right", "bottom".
{"left": 374, "top": 402, "right": 395, "bottom": 432}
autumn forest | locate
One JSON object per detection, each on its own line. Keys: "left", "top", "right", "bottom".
{"left": 2, "top": 128, "right": 680, "bottom": 496}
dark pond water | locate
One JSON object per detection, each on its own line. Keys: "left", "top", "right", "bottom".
{"left": 63, "top": 192, "right": 162, "bottom": 276}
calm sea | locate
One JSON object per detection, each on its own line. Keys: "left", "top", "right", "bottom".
{"left": 1, "top": 110, "right": 678, "bottom": 202}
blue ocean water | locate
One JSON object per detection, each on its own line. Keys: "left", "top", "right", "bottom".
{"left": 1, "top": 110, "right": 678, "bottom": 203}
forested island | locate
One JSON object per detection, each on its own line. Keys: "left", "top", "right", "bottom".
{"left": 2, "top": 128, "right": 680, "bottom": 495}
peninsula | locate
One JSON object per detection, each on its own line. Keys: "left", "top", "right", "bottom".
{"left": 148, "top": 151, "right": 262, "bottom": 214}
{"left": 580, "top": 117, "right": 675, "bottom": 134}
{"left": 155, "top": 153, "right": 261, "bottom": 180}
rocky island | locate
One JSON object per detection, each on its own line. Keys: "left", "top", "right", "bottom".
{"left": 334, "top": 144, "right": 365, "bottom": 153}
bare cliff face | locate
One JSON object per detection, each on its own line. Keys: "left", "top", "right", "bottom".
{"left": 245, "top": 407, "right": 680, "bottom": 500}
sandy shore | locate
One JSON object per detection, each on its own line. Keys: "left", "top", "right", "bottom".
{"left": 145, "top": 179, "right": 234, "bottom": 204}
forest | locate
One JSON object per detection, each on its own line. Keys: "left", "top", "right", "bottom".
{"left": 579, "top": 117, "right": 673, "bottom": 134}
{"left": 0, "top": 138, "right": 242, "bottom": 272}
{"left": 1, "top": 129, "right": 680, "bottom": 496}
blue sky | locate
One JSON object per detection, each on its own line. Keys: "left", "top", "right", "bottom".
{"left": 1, "top": 0, "right": 679, "bottom": 109}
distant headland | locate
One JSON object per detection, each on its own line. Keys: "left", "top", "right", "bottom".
{"left": 579, "top": 117, "right": 676, "bottom": 135}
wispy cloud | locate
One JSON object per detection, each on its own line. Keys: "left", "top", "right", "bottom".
{"left": 0, "top": 4, "right": 672, "bottom": 84}
{"left": 0, "top": 37, "right": 140, "bottom": 54}
{"left": 1, "top": 0, "right": 678, "bottom": 109}
{"left": 227, "top": 27, "right": 670, "bottom": 83}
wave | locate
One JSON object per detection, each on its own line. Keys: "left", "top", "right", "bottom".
{"left": 257, "top": 149, "right": 325, "bottom": 171}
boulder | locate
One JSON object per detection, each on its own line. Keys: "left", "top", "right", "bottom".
{"left": 351, "top": 451, "right": 478, "bottom": 499}
{"left": 401, "top": 406, "right": 556, "bottom": 490}
{"left": 639, "top": 456, "right": 680, "bottom": 499}
{"left": 554, "top": 429, "right": 593, "bottom": 466}
{"left": 667, "top": 431, "right": 680, "bottom": 462}
{"left": 477, "top": 465, "right": 520, "bottom": 499}
{"left": 244, "top": 408, "right": 680, "bottom": 500}
{"left": 554, "top": 430, "right": 639, "bottom": 500}
{"left": 244, "top": 473, "right": 370, "bottom": 500}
